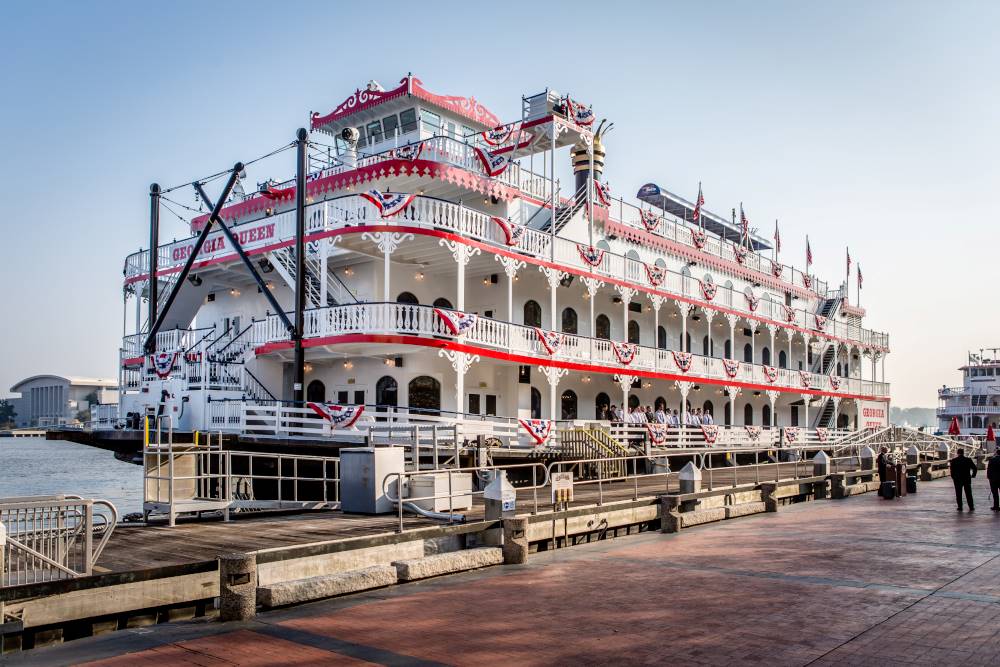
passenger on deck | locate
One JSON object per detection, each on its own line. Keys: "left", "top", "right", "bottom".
{"left": 655, "top": 406, "right": 667, "bottom": 424}
{"left": 645, "top": 405, "right": 654, "bottom": 423}
{"left": 987, "top": 448, "right": 1000, "bottom": 511}
{"left": 702, "top": 409, "right": 714, "bottom": 425}
{"left": 608, "top": 404, "right": 620, "bottom": 424}
{"left": 669, "top": 410, "right": 680, "bottom": 427}
{"left": 877, "top": 446, "right": 889, "bottom": 481}
{"left": 949, "top": 448, "right": 977, "bottom": 511}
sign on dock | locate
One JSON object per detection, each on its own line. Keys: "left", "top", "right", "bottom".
{"left": 551, "top": 472, "right": 574, "bottom": 504}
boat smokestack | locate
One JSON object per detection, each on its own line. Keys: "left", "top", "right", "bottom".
{"left": 571, "top": 119, "right": 610, "bottom": 193}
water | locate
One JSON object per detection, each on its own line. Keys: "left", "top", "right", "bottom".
{"left": 0, "top": 437, "right": 144, "bottom": 515}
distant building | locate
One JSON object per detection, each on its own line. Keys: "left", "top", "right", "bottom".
{"left": 7, "top": 375, "right": 118, "bottom": 427}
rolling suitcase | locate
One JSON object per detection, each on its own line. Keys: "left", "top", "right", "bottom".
{"left": 906, "top": 476, "right": 917, "bottom": 494}
{"left": 880, "top": 481, "right": 896, "bottom": 499}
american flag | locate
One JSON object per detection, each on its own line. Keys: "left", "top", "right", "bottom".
{"left": 739, "top": 204, "right": 749, "bottom": 241}
{"left": 846, "top": 247, "right": 852, "bottom": 276}
{"left": 858, "top": 264, "right": 863, "bottom": 289}
{"left": 774, "top": 220, "right": 781, "bottom": 254}
{"left": 806, "top": 236, "right": 813, "bottom": 267}
{"left": 693, "top": 182, "right": 704, "bottom": 223}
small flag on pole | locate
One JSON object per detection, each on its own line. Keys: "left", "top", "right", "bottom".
{"left": 693, "top": 182, "right": 704, "bottom": 225}
{"left": 846, "top": 247, "right": 851, "bottom": 276}
{"left": 806, "top": 236, "right": 813, "bottom": 267}
{"left": 774, "top": 220, "right": 781, "bottom": 254}
{"left": 739, "top": 203, "right": 749, "bottom": 242}
{"left": 858, "top": 264, "right": 863, "bottom": 289}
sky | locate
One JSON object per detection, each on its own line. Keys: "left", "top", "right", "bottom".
{"left": 0, "top": 1, "right": 997, "bottom": 408}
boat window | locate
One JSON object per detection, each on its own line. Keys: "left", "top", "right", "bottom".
{"left": 530, "top": 387, "right": 541, "bottom": 419}
{"left": 396, "top": 292, "right": 419, "bottom": 305}
{"left": 595, "top": 314, "right": 611, "bottom": 340}
{"left": 628, "top": 321, "right": 640, "bottom": 344}
{"left": 382, "top": 114, "right": 399, "bottom": 140}
{"left": 375, "top": 376, "right": 398, "bottom": 410}
{"left": 306, "top": 380, "right": 326, "bottom": 403}
{"left": 408, "top": 376, "right": 441, "bottom": 415}
{"left": 744, "top": 403, "right": 753, "bottom": 425}
{"left": 355, "top": 126, "right": 367, "bottom": 148}
{"left": 762, "top": 404, "right": 771, "bottom": 426}
{"left": 445, "top": 121, "right": 457, "bottom": 138}
{"left": 366, "top": 120, "right": 383, "bottom": 145}
{"left": 561, "top": 390, "right": 578, "bottom": 420}
{"left": 595, "top": 392, "right": 611, "bottom": 419}
{"left": 524, "top": 300, "right": 542, "bottom": 327}
{"left": 433, "top": 297, "right": 453, "bottom": 309}
{"left": 420, "top": 109, "right": 441, "bottom": 134}
{"left": 561, "top": 307, "right": 578, "bottom": 334}
{"left": 400, "top": 108, "right": 417, "bottom": 133}
{"left": 658, "top": 326, "right": 667, "bottom": 350}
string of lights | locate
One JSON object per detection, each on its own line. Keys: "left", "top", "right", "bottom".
{"left": 160, "top": 141, "right": 296, "bottom": 194}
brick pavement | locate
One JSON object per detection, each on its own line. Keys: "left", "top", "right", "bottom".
{"left": 11, "top": 476, "right": 1000, "bottom": 666}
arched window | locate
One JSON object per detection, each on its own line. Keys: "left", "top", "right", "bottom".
{"left": 724, "top": 401, "right": 732, "bottom": 425}
{"left": 530, "top": 386, "right": 541, "bottom": 419}
{"left": 375, "top": 376, "right": 398, "bottom": 410}
{"left": 561, "top": 307, "right": 578, "bottom": 334}
{"left": 306, "top": 380, "right": 326, "bottom": 403}
{"left": 595, "top": 392, "right": 611, "bottom": 419}
{"left": 657, "top": 326, "right": 667, "bottom": 349}
{"left": 432, "top": 297, "right": 453, "bottom": 309}
{"left": 408, "top": 376, "right": 440, "bottom": 415}
{"left": 628, "top": 320, "right": 640, "bottom": 344}
{"left": 744, "top": 403, "right": 754, "bottom": 425}
{"left": 396, "top": 291, "right": 419, "bottom": 304}
{"left": 523, "top": 300, "right": 542, "bottom": 327}
{"left": 743, "top": 343, "right": 753, "bottom": 363}
{"left": 725, "top": 339, "right": 732, "bottom": 359}
{"left": 703, "top": 400, "right": 714, "bottom": 421}
{"left": 778, "top": 350, "right": 787, "bottom": 369}
{"left": 561, "top": 390, "right": 578, "bottom": 420}
{"left": 595, "top": 314, "right": 611, "bottom": 340}
{"left": 762, "top": 404, "right": 771, "bottom": 426}
{"left": 702, "top": 335, "right": 710, "bottom": 356}
{"left": 762, "top": 346, "right": 771, "bottom": 366}
{"left": 628, "top": 394, "right": 640, "bottom": 410}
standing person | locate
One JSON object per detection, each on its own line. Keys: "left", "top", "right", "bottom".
{"left": 645, "top": 405, "right": 654, "bottom": 423}
{"left": 987, "top": 447, "right": 1000, "bottom": 511}
{"left": 702, "top": 409, "right": 714, "bottom": 426}
{"left": 876, "top": 446, "right": 889, "bottom": 481}
{"left": 655, "top": 405, "right": 667, "bottom": 424}
{"left": 949, "top": 448, "right": 977, "bottom": 511}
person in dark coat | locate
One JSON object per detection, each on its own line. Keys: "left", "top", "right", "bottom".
{"left": 987, "top": 449, "right": 1000, "bottom": 511}
{"left": 949, "top": 448, "right": 978, "bottom": 511}
{"left": 876, "top": 446, "right": 889, "bottom": 481}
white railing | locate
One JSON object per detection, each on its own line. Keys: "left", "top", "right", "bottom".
{"left": 91, "top": 404, "right": 119, "bottom": 428}
{"left": 1, "top": 495, "right": 117, "bottom": 586}
{"left": 125, "top": 194, "right": 888, "bottom": 352}
{"left": 261, "top": 302, "right": 889, "bottom": 398}
{"left": 937, "top": 405, "right": 1000, "bottom": 416}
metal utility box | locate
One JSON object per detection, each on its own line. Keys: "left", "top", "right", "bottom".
{"left": 339, "top": 447, "right": 405, "bottom": 514}
{"left": 409, "top": 472, "right": 474, "bottom": 512}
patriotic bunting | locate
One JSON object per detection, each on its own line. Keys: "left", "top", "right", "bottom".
{"left": 577, "top": 243, "right": 605, "bottom": 267}
{"left": 639, "top": 209, "right": 661, "bottom": 232}
{"left": 481, "top": 123, "right": 517, "bottom": 146}
{"left": 519, "top": 418, "right": 554, "bottom": 446}
{"left": 389, "top": 143, "right": 424, "bottom": 160}
{"left": 745, "top": 425, "right": 762, "bottom": 441}
{"left": 473, "top": 146, "right": 511, "bottom": 176}
{"left": 645, "top": 423, "right": 668, "bottom": 444}
{"left": 772, "top": 262, "right": 783, "bottom": 278}
{"left": 491, "top": 216, "right": 525, "bottom": 247}
{"left": 306, "top": 403, "right": 365, "bottom": 429}
{"left": 258, "top": 180, "right": 287, "bottom": 200}
{"left": 672, "top": 351, "right": 693, "bottom": 373}
{"left": 816, "top": 427, "right": 830, "bottom": 443}
{"left": 612, "top": 341, "right": 638, "bottom": 365}
{"left": 800, "top": 371, "right": 812, "bottom": 388}
{"left": 763, "top": 365, "right": 779, "bottom": 383}
{"left": 701, "top": 424, "right": 720, "bottom": 444}
{"left": 784, "top": 427, "right": 800, "bottom": 443}
{"left": 535, "top": 327, "right": 564, "bottom": 355}
{"left": 733, "top": 244, "right": 748, "bottom": 265}
{"left": 594, "top": 179, "right": 611, "bottom": 206}
{"left": 722, "top": 358, "right": 740, "bottom": 379}
{"left": 360, "top": 190, "right": 418, "bottom": 218}
{"left": 691, "top": 228, "right": 707, "bottom": 249}
{"left": 692, "top": 182, "right": 704, "bottom": 223}
{"left": 700, "top": 278, "right": 718, "bottom": 301}
{"left": 565, "top": 98, "right": 595, "bottom": 127}
{"left": 745, "top": 291, "right": 760, "bottom": 312}
{"left": 782, "top": 305, "right": 797, "bottom": 323}
{"left": 803, "top": 275, "right": 812, "bottom": 289}
{"left": 434, "top": 308, "right": 478, "bottom": 336}
{"left": 644, "top": 262, "right": 667, "bottom": 287}
{"left": 814, "top": 315, "right": 827, "bottom": 331}
{"left": 829, "top": 374, "right": 842, "bottom": 391}
{"left": 149, "top": 352, "right": 178, "bottom": 379}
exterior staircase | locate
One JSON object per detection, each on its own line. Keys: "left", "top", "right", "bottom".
{"left": 558, "top": 428, "right": 628, "bottom": 478}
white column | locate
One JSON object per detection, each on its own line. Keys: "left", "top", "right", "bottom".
{"left": 615, "top": 286, "right": 636, "bottom": 342}
{"left": 540, "top": 366, "right": 569, "bottom": 419}
{"left": 725, "top": 314, "right": 739, "bottom": 359}
{"left": 361, "top": 231, "right": 414, "bottom": 302}
{"left": 581, "top": 277, "right": 604, "bottom": 336}
{"left": 539, "top": 266, "right": 567, "bottom": 330}
{"left": 767, "top": 390, "right": 779, "bottom": 427}
{"left": 703, "top": 309, "right": 716, "bottom": 356}
{"left": 676, "top": 380, "right": 694, "bottom": 438}
{"left": 615, "top": 374, "right": 636, "bottom": 416}
{"left": 495, "top": 256, "right": 525, "bottom": 324}
{"left": 439, "top": 350, "right": 479, "bottom": 419}
{"left": 440, "top": 240, "right": 481, "bottom": 311}
{"left": 678, "top": 302, "right": 693, "bottom": 351}
{"left": 802, "top": 393, "right": 811, "bottom": 428}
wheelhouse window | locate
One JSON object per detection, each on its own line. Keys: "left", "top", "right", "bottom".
{"left": 420, "top": 109, "right": 441, "bottom": 134}
{"left": 382, "top": 114, "right": 400, "bottom": 141}
{"left": 524, "top": 300, "right": 542, "bottom": 327}
{"left": 366, "top": 120, "right": 383, "bottom": 145}
{"left": 400, "top": 108, "right": 418, "bottom": 133}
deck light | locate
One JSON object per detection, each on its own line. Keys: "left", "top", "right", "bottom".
{"left": 416, "top": 272, "right": 425, "bottom": 281}
{"left": 344, "top": 267, "right": 354, "bottom": 277}
{"left": 188, "top": 275, "right": 203, "bottom": 287}
{"left": 343, "top": 360, "right": 353, "bottom": 369}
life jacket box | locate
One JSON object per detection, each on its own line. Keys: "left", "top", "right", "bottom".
{"left": 906, "top": 476, "right": 917, "bottom": 494}
{"left": 879, "top": 481, "right": 896, "bottom": 500}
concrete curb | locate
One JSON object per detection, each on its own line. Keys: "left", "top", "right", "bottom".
{"left": 257, "top": 564, "right": 398, "bottom": 609}
{"left": 393, "top": 547, "right": 504, "bottom": 582}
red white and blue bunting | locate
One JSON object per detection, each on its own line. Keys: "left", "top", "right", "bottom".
{"left": 434, "top": 308, "right": 478, "bottom": 336}
{"left": 360, "top": 190, "right": 418, "bottom": 218}
{"left": 612, "top": 341, "right": 638, "bottom": 366}
{"left": 644, "top": 262, "right": 667, "bottom": 287}
{"left": 800, "top": 371, "right": 812, "bottom": 388}
{"left": 577, "top": 243, "right": 605, "bottom": 267}
{"left": 491, "top": 216, "right": 525, "bottom": 247}
{"left": 829, "top": 374, "right": 842, "bottom": 391}
{"left": 772, "top": 262, "right": 783, "bottom": 278}
{"left": 814, "top": 315, "right": 827, "bottom": 331}
{"left": 594, "top": 179, "right": 611, "bottom": 206}
{"left": 691, "top": 229, "right": 708, "bottom": 250}
{"left": 700, "top": 278, "right": 718, "bottom": 301}
{"left": 763, "top": 365, "right": 779, "bottom": 383}
{"left": 388, "top": 143, "right": 424, "bottom": 160}
{"left": 519, "top": 418, "right": 554, "bottom": 446}
{"left": 733, "top": 244, "right": 748, "bottom": 265}
{"left": 701, "top": 424, "right": 720, "bottom": 444}
{"left": 535, "top": 328, "right": 564, "bottom": 355}
{"left": 745, "top": 291, "right": 760, "bottom": 312}
{"left": 816, "top": 427, "right": 830, "bottom": 443}
{"left": 481, "top": 123, "right": 517, "bottom": 147}
{"left": 565, "top": 98, "right": 595, "bottom": 127}
{"left": 639, "top": 209, "right": 661, "bottom": 232}
{"left": 149, "top": 352, "right": 178, "bottom": 379}
{"left": 784, "top": 427, "right": 800, "bottom": 443}
{"left": 723, "top": 358, "right": 740, "bottom": 379}
{"left": 672, "top": 351, "right": 693, "bottom": 373}
{"left": 745, "top": 425, "right": 762, "bottom": 441}
{"left": 473, "top": 147, "right": 511, "bottom": 177}
{"left": 646, "top": 423, "right": 668, "bottom": 444}
{"left": 306, "top": 403, "right": 365, "bottom": 429}
{"left": 782, "top": 305, "right": 797, "bottom": 323}
{"left": 258, "top": 180, "right": 287, "bottom": 200}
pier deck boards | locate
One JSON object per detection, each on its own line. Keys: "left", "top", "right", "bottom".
{"left": 94, "top": 460, "right": 835, "bottom": 572}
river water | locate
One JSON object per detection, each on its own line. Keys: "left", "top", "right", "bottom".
{"left": 0, "top": 437, "right": 144, "bottom": 514}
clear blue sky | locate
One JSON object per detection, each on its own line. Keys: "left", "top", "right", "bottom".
{"left": 1, "top": 1, "right": 996, "bottom": 408}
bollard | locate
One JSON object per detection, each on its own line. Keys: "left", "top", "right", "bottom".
{"left": 937, "top": 442, "right": 951, "bottom": 461}
{"left": 919, "top": 461, "right": 934, "bottom": 482}
{"left": 502, "top": 517, "right": 529, "bottom": 564}
{"left": 976, "top": 452, "right": 986, "bottom": 471}
{"left": 858, "top": 446, "right": 875, "bottom": 482}
{"left": 813, "top": 451, "right": 831, "bottom": 477}
{"left": 679, "top": 461, "right": 701, "bottom": 495}
{"left": 906, "top": 445, "right": 920, "bottom": 466}
{"left": 219, "top": 552, "right": 257, "bottom": 621}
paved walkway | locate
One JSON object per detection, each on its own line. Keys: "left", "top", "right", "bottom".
{"left": 12, "top": 476, "right": 1000, "bottom": 666}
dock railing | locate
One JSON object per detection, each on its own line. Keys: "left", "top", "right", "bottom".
{"left": 0, "top": 495, "right": 117, "bottom": 587}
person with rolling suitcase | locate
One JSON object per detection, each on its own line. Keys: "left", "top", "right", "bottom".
{"left": 987, "top": 448, "right": 1000, "bottom": 511}
{"left": 949, "top": 448, "right": 977, "bottom": 511}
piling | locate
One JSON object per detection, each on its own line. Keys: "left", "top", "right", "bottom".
{"left": 502, "top": 518, "right": 529, "bottom": 564}
{"left": 218, "top": 552, "right": 257, "bottom": 621}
